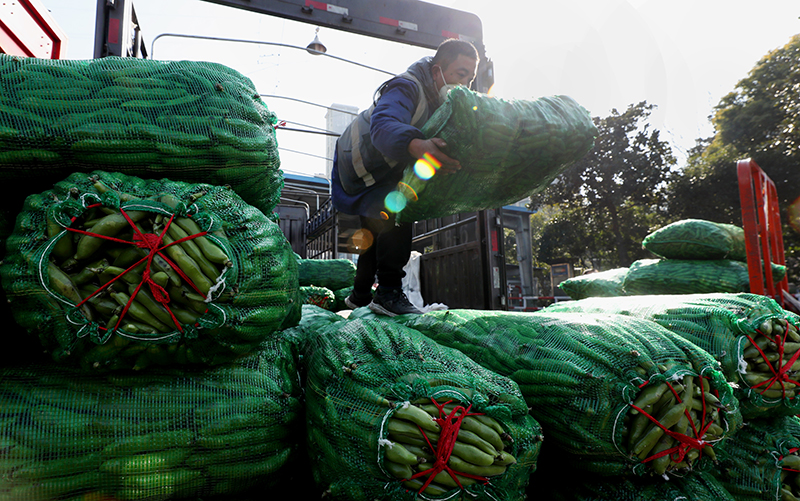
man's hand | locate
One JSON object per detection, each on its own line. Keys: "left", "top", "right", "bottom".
{"left": 408, "top": 138, "right": 461, "bottom": 174}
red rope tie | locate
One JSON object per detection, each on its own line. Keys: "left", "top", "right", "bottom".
{"left": 630, "top": 377, "right": 715, "bottom": 468}
{"left": 406, "top": 399, "right": 490, "bottom": 494}
{"left": 65, "top": 209, "right": 210, "bottom": 334}
{"left": 779, "top": 447, "right": 800, "bottom": 472}
{"left": 745, "top": 331, "right": 800, "bottom": 398}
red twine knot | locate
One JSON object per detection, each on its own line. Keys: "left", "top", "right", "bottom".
{"left": 134, "top": 232, "right": 162, "bottom": 251}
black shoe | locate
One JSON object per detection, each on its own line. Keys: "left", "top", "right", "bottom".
{"left": 369, "top": 288, "right": 422, "bottom": 317}
{"left": 344, "top": 290, "right": 373, "bottom": 309}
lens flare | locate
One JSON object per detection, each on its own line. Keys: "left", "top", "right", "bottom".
{"left": 350, "top": 228, "right": 374, "bottom": 251}
{"left": 414, "top": 151, "right": 442, "bottom": 180}
{"left": 396, "top": 182, "right": 418, "bottom": 202}
{"left": 384, "top": 190, "right": 408, "bottom": 213}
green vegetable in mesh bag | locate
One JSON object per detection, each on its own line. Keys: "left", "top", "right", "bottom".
{"left": 0, "top": 54, "right": 283, "bottom": 217}
{"left": 299, "top": 285, "right": 335, "bottom": 310}
{"left": 623, "top": 258, "right": 786, "bottom": 295}
{"left": 0, "top": 339, "right": 301, "bottom": 501}
{"left": 0, "top": 170, "right": 300, "bottom": 371}
{"left": 279, "top": 304, "right": 345, "bottom": 367}
{"left": 333, "top": 286, "right": 354, "bottom": 311}
{"left": 297, "top": 258, "right": 356, "bottom": 292}
{"left": 535, "top": 470, "right": 735, "bottom": 501}
{"left": 642, "top": 219, "right": 747, "bottom": 261}
{"left": 303, "top": 316, "right": 542, "bottom": 501}
{"left": 352, "top": 308, "right": 743, "bottom": 477}
{"left": 545, "top": 293, "right": 800, "bottom": 419}
{"left": 711, "top": 416, "right": 800, "bottom": 501}
{"left": 558, "top": 267, "right": 629, "bottom": 300}
{"left": 394, "top": 88, "right": 597, "bottom": 223}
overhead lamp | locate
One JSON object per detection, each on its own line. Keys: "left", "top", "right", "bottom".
{"left": 306, "top": 27, "right": 327, "bottom": 55}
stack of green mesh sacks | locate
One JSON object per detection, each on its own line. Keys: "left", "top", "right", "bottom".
{"left": 0, "top": 339, "right": 303, "bottom": 501}
{"left": 545, "top": 293, "right": 800, "bottom": 418}
{"left": 350, "top": 307, "right": 743, "bottom": 497}
{"left": 0, "top": 54, "right": 283, "bottom": 220}
{"left": 284, "top": 306, "right": 542, "bottom": 501}
{"left": 545, "top": 293, "right": 800, "bottom": 500}
{"left": 627, "top": 219, "right": 786, "bottom": 295}
{"left": 0, "top": 169, "right": 305, "bottom": 500}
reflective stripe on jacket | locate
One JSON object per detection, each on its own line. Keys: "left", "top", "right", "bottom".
{"left": 335, "top": 57, "right": 439, "bottom": 196}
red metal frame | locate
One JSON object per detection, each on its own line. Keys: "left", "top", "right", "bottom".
{"left": 737, "top": 158, "right": 790, "bottom": 308}
{"left": 0, "top": 0, "right": 68, "bottom": 59}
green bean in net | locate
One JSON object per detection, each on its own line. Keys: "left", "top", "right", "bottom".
{"left": 0, "top": 170, "right": 300, "bottom": 371}
{"left": 0, "top": 339, "right": 301, "bottom": 500}
{"left": 545, "top": 293, "right": 800, "bottom": 418}
{"left": 0, "top": 53, "right": 282, "bottom": 217}
{"left": 394, "top": 88, "right": 597, "bottom": 223}
{"left": 711, "top": 416, "right": 800, "bottom": 501}
{"left": 302, "top": 315, "right": 542, "bottom": 501}
{"left": 351, "top": 308, "right": 743, "bottom": 477}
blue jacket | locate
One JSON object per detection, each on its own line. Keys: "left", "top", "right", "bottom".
{"left": 332, "top": 57, "right": 440, "bottom": 218}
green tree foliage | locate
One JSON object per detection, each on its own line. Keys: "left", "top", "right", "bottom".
{"left": 669, "top": 34, "right": 800, "bottom": 279}
{"left": 530, "top": 102, "right": 675, "bottom": 268}
{"left": 666, "top": 138, "right": 742, "bottom": 224}
{"left": 713, "top": 33, "right": 800, "bottom": 205}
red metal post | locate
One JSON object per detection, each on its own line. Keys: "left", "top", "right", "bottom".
{"left": 737, "top": 158, "right": 789, "bottom": 306}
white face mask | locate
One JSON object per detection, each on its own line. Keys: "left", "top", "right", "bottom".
{"left": 437, "top": 65, "right": 461, "bottom": 103}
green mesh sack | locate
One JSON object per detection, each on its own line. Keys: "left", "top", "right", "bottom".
{"left": 0, "top": 54, "right": 283, "bottom": 217}
{"left": 303, "top": 316, "right": 542, "bottom": 501}
{"left": 624, "top": 259, "right": 745, "bottom": 295}
{"left": 299, "top": 285, "right": 335, "bottom": 310}
{"left": 624, "top": 259, "right": 786, "bottom": 296}
{"left": 711, "top": 416, "right": 800, "bottom": 501}
{"left": 278, "top": 304, "right": 345, "bottom": 370}
{"left": 535, "top": 470, "right": 735, "bottom": 501}
{"left": 351, "top": 308, "right": 742, "bottom": 477}
{"left": 394, "top": 89, "right": 596, "bottom": 223}
{"left": 558, "top": 267, "right": 629, "bottom": 300}
{"left": 642, "top": 219, "right": 747, "bottom": 261}
{"left": 0, "top": 339, "right": 302, "bottom": 500}
{"left": 0, "top": 170, "right": 300, "bottom": 371}
{"left": 544, "top": 293, "right": 800, "bottom": 419}
{"left": 297, "top": 258, "right": 356, "bottom": 292}
{"left": 333, "top": 286, "right": 354, "bottom": 311}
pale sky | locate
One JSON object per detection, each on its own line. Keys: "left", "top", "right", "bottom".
{"left": 39, "top": 0, "right": 800, "bottom": 179}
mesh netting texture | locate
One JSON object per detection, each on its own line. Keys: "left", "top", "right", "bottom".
{"left": 711, "top": 416, "right": 800, "bottom": 501}
{"left": 299, "top": 285, "right": 335, "bottom": 311}
{"left": 558, "top": 267, "right": 629, "bottom": 300}
{"left": 394, "top": 88, "right": 597, "bottom": 223}
{"left": 0, "top": 170, "right": 300, "bottom": 371}
{"left": 536, "top": 470, "right": 735, "bottom": 501}
{"left": 302, "top": 315, "right": 542, "bottom": 501}
{"left": 623, "top": 258, "right": 786, "bottom": 295}
{"left": 545, "top": 293, "right": 800, "bottom": 419}
{"left": 297, "top": 258, "right": 356, "bottom": 292}
{"left": 350, "top": 308, "right": 743, "bottom": 477}
{"left": 0, "top": 339, "right": 301, "bottom": 500}
{"left": 333, "top": 286, "right": 355, "bottom": 311}
{"left": 0, "top": 54, "right": 283, "bottom": 217}
{"left": 642, "top": 219, "right": 747, "bottom": 261}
